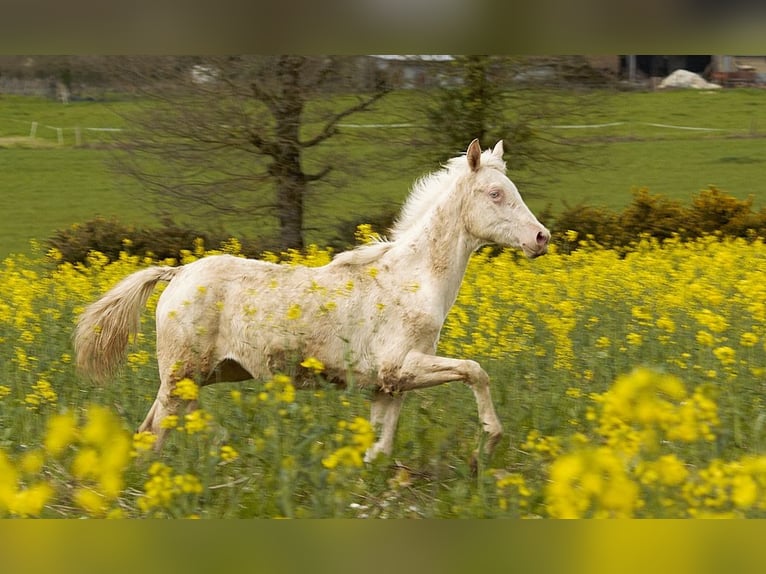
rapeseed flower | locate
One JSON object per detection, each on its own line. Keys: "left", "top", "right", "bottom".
{"left": 173, "top": 378, "right": 199, "bottom": 401}
{"left": 132, "top": 431, "right": 158, "bottom": 454}
{"left": 322, "top": 416, "right": 374, "bottom": 469}
{"left": 300, "top": 356, "right": 325, "bottom": 374}
{"left": 182, "top": 409, "right": 213, "bottom": 434}
{"left": 286, "top": 304, "right": 302, "bottom": 320}
{"left": 220, "top": 445, "right": 239, "bottom": 462}
{"left": 546, "top": 446, "right": 641, "bottom": 518}
{"left": 24, "top": 378, "right": 57, "bottom": 410}
{"left": 137, "top": 462, "right": 203, "bottom": 515}
{"left": 44, "top": 411, "right": 78, "bottom": 456}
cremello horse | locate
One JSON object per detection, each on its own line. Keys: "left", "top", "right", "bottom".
{"left": 75, "top": 139, "right": 550, "bottom": 464}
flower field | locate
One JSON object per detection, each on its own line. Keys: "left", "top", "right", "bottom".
{"left": 1, "top": 233, "right": 765, "bottom": 518}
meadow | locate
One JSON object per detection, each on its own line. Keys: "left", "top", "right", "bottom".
{"left": 0, "top": 233, "right": 765, "bottom": 518}
{"left": 1, "top": 88, "right": 765, "bottom": 258}
{"left": 1, "top": 86, "right": 766, "bottom": 518}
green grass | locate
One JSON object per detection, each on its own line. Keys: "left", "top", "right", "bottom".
{"left": 1, "top": 89, "right": 765, "bottom": 259}
{"left": 530, "top": 137, "right": 766, "bottom": 213}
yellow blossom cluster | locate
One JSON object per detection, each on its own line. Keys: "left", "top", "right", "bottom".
{"left": 172, "top": 378, "right": 200, "bottom": 401}
{"left": 322, "top": 416, "right": 375, "bottom": 470}
{"left": 24, "top": 378, "right": 58, "bottom": 410}
{"left": 541, "top": 369, "right": 766, "bottom": 518}
{"left": 1, "top": 230, "right": 766, "bottom": 517}
{"left": 160, "top": 408, "right": 213, "bottom": 435}
{"left": 255, "top": 373, "right": 296, "bottom": 406}
{"left": 441, "top": 236, "right": 766, "bottom": 387}
{"left": 137, "top": 461, "right": 203, "bottom": 515}
{"left": 0, "top": 405, "right": 132, "bottom": 518}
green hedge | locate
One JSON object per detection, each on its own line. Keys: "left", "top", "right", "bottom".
{"left": 550, "top": 186, "right": 766, "bottom": 251}
{"left": 47, "top": 218, "right": 271, "bottom": 264}
{"left": 48, "top": 187, "right": 766, "bottom": 264}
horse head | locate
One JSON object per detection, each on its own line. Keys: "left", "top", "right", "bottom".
{"left": 462, "top": 139, "right": 550, "bottom": 258}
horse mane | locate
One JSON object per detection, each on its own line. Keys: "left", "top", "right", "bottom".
{"left": 332, "top": 241, "right": 393, "bottom": 266}
{"left": 331, "top": 146, "right": 505, "bottom": 267}
{"left": 389, "top": 148, "right": 505, "bottom": 240}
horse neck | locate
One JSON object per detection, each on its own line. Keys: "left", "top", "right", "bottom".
{"left": 394, "top": 187, "right": 479, "bottom": 318}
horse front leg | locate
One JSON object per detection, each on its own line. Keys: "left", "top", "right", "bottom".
{"left": 394, "top": 350, "right": 503, "bottom": 466}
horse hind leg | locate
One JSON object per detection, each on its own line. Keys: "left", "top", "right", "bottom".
{"left": 137, "top": 351, "right": 204, "bottom": 449}
{"left": 364, "top": 391, "right": 405, "bottom": 463}
{"left": 137, "top": 372, "right": 185, "bottom": 450}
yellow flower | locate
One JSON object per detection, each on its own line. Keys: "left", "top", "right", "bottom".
{"left": 132, "top": 431, "right": 158, "bottom": 453}
{"left": 74, "top": 488, "right": 107, "bottom": 516}
{"left": 626, "top": 332, "right": 643, "bottom": 346}
{"left": 546, "top": 447, "right": 640, "bottom": 518}
{"left": 10, "top": 483, "right": 53, "bottom": 517}
{"left": 173, "top": 378, "right": 199, "bottom": 401}
{"left": 595, "top": 336, "right": 611, "bottom": 348}
{"left": 81, "top": 405, "right": 121, "bottom": 446}
{"left": 322, "top": 416, "right": 374, "bottom": 469}
{"left": 286, "top": 303, "right": 302, "bottom": 320}
{"left": 19, "top": 450, "right": 45, "bottom": 476}
{"left": 713, "top": 346, "right": 736, "bottom": 366}
{"left": 24, "top": 378, "right": 57, "bottom": 410}
{"left": 300, "top": 356, "right": 325, "bottom": 374}
{"left": 44, "top": 411, "right": 78, "bottom": 456}
{"left": 739, "top": 332, "right": 758, "bottom": 347}
{"left": 696, "top": 330, "right": 715, "bottom": 347}
{"left": 72, "top": 448, "right": 100, "bottom": 480}
{"left": 653, "top": 454, "right": 689, "bottom": 486}
{"left": 174, "top": 474, "right": 203, "bottom": 494}
{"left": 731, "top": 474, "right": 758, "bottom": 509}
{"left": 656, "top": 316, "right": 676, "bottom": 333}
{"left": 160, "top": 415, "right": 179, "bottom": 429}
{"left": 355, "top": 223, "right": 381, "bottom": 244}
{"left": 220, "top": 445, "right": 239, "bottom": 462}
{"left": 183, "top": 409, "right": 212, "bottom": 434}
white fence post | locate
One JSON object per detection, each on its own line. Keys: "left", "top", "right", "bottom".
{"left": 29, "top": 121, "right": 38, "bottom": 138}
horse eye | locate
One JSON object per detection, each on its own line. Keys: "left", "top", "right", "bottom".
{"left": 488, "top": 189, "right": 502, "bottom": 201}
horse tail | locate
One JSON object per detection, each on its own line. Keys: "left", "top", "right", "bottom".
{"left": 74, "top": 266, "right": 181, "bottom": 382}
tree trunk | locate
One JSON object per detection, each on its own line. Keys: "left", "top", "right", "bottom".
{"left": 272, "top": 56, "right": 307, "bottom": 250}
{"left": 274, "top": 158, "right": 306, "bottom": 250}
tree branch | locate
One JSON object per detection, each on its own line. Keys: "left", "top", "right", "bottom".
{"left": 301, "top": 88, "right": 390, "bottom": 149}
{"left": 305, "top": 165, "right": 332, "bottom": 182}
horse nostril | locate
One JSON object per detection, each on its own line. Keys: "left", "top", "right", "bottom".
{"left": 536, "top": 231, "right": 549, "bottom": 246}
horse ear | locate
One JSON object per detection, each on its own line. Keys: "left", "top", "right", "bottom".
{"left": 492, "top": 140, "right": 504, "bottom": 158}
{"left": 467, "top": 139, "right": 481, "bottom": 172}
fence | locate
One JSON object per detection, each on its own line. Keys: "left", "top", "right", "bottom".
{"left": 4, "top": 118, "right": 123, "bottom": 146}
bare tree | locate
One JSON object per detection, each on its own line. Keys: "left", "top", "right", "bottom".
{"left": 113, "top": 56, "right": 390, "bottom": 250}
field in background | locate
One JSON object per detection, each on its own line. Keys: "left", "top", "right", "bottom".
{"left": 1, "top": 88, "right": 765, "bottom": 259}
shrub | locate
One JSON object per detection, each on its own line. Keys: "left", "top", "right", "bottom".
{"left": 551, "top": 186, "right": 766, "bottom": 251}
{"left": 47, "top": 217, "right": 271, "bottom": 264}
{"left": 689, "top": 186, "right": 765, "bottom": 237}
{"left": 618, "top": 188, "right": 688, "bottom": 242}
